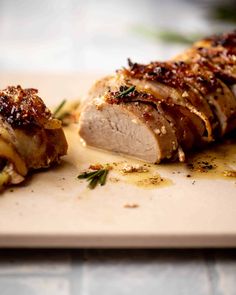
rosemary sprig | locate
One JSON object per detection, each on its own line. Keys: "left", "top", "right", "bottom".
{"left": 157, "top": 30, "right": 202, "bottom": 44}
{"left": 78, "top": 171, "right": 99, "bottom": 179}
{"left": 86, "top": 169, "right": 104, "bottom": 181}
{"left": 211, "top": 3, "right": 236, "bottom": 23}
{"left": 53, "top": 100, "right": 80, "bottom": 126}
{"left": 133, "top": 26, "right": 203, "bottom": 44}
{"left": 88, "top": 177, "right": 100, "bottom": 189}
{"left": 77, "top": 169, "right": 109, "bottom": 189}
{"left": 99, "top": 169, "right": 108, "bottom": 185}
{"left": 116, "top": 86, "right": 136, "bottom": 98}
{"left": 56, "top": 111, "right": 70, "bottom": 121}
{"left": 53, "top": 99, "right": 67, "bottom": 118}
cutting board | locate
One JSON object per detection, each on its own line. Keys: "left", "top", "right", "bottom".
{"left": 0, "top": 73, "right": 236, "bottom": 248}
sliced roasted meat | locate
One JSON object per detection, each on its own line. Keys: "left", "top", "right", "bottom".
{"left": 79, "top": 31, "right": 236, "bottom": 163}
{"left": 0, "top": 86, "right": 68, "bottom": 189}
{"left": 79, "top": 99, "right": 179, "bottom": 163}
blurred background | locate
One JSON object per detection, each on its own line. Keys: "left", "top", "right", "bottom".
{"left": 0, "top": 0, "right": 235, "bottom": 74}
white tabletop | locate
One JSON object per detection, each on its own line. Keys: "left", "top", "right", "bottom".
{"left": 0, "top": 0, "right": 236, "bottom": 294}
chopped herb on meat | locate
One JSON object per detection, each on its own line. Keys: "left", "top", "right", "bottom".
{"left": 116, "top": 86, "right": 136, "bottom": 98}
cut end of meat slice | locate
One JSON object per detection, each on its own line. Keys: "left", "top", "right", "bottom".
{"left": 79, "top": 102, "right": 159, "bottom": 163}
{"left": 78, "top": 100, "right": 178, "bottom": 163}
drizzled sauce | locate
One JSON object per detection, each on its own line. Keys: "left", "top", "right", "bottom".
{"left": 109, "top": 135, "right": 236, "bottom": 188}
{"left": 110, "top": 162, "right": 172, "bottom": 189}
{"left": 186, "top": 136, "right": 236, "bottom": 180}
{"left": 66, "top": 126, "right": 236, "bottom": 190}
{"left": 162, "top": 134, "right": 236, "bottom": 181}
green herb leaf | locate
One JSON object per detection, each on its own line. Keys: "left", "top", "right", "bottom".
{"left": 116, "top": 86, "right": 136, "bottom": 98}
{"left": 88, "top": 177, "right": 99, "bottom": 189}
{"left": 99, "top": 169, "right": 109, "bottom": 186}
{"left": 212, "top": 4, "right": 236, "bottom": 23}
{"left": 157, "top": 30, "right": 200, "bottom": 44}
{"left": 86, "top": 169, "right": 104, "bottom": 181}
{"left": 53, "top": 99, "right": 67, "bottom": 118}
{"left": 56, "top": 111, "right": 70, "bottom": 121}
{"left": 132, "top": 25, "right": 203, "bottom": 44}
{"left": 77, "top": 168, "right": 110, "bottom": 189}
{"left": 77, "top": 171, "right": 98, "bottom": 179}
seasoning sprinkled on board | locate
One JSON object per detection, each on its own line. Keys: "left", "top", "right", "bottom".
{"left": 124, "top": 203, "right": 139, "bottom": 209}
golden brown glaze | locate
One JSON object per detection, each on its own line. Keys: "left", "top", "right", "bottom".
{"left": 125, "top": 59, "right": 218, "bottom": 94}
{"left": 177, "top": 31, "right": 236, "bottom": 84}
{"left": 113, "top": 32, "right": 235, "bottom": 155}
{"left": 0, "top": 85, "right": 68, "bottom": 189}
{"left": 79, "top": 31, "right": 236, "bottom": 163}
{"left": 203, "top": 30, "right": 236, "bottom": 50}
{"left": 0, "top": 86, "right": 52, "bottom": 129}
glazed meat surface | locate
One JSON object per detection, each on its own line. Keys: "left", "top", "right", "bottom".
{"left": 0, "top": 86, "right": 68, "bottom": 188}
{"left": 79, "top": 31, "right": 236, "bottom": 163}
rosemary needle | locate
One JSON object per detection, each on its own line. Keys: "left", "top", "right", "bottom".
{"left": 53, "top": 99, "right": 67, "bottom": 118}
{"left": 99, "top": 169, "right": 109, "bottom": 186}
{"left": 77, "top": 171, "right": 98, "bottom": 179}
{"left": 116, "top": 86, "right": 135, "bottom": 98}
{"left": 86, "top": 169, "right": 104, "bottom": 181}
{"left": 88, "top": 177, "right": 99, "bottom": 189}
{"left": 56, "top": 111, "right": 70, "bottom": 121}
{"left": 77, "top": 169, "right": 110, "bottom": 189}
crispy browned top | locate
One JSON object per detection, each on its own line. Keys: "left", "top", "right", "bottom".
{"left": 121, "top": 31, "right": 236, "bottom": 90}
{"left": 106, "top": 85, "right": 157, "bottom": 105}
{"left": 191, "top": 31, "right": 236, "bottom": 84}
{"left": 124, "top": 59, "right": 218, "bottom": 95}
{"left": 0, "top": 85, "right": 51, "bottom": 128}
{"left": 195, "top": 47, "right": 236, "bottom": 84}
{"left": 204, "top": 30, "right": 236, "bottom": 49}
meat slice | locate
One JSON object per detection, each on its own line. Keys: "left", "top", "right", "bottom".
{"left": 0, "top": 86, "right": 68, "bottom": 189}
{"left": 78, "top": 31, "right": 236, "bottom": 163}
{"left": 79, "top": 99, "right": 178, "bottom": 163}
{"left": 119, "top": 74, "right": 214, "bottom": 142}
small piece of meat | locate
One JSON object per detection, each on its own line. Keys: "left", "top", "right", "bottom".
{"left": 0, "top": 86, "right": 68, "bottom": 189}
{"left": 79, "top": 31, "right": 236, "bottom": 163}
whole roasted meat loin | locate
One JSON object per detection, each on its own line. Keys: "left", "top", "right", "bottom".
{"left": 79, "top": 31, "right": 236, "bottom": 163}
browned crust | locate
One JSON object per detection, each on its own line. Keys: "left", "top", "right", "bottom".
{"left": 81, "top": 31, "right": 236, "bottom": 163}
{"left": 105, "top": 30, "right": 236, "bottom": 147}
{"left": 105, "top": 86, "right": 206, "bottom": 150}
{"left": 121, "top": 31, "right": 236, "bottom": 89}
{"left": 105, "top": 86, "right": 157, "bottom": 105}
{"left": 194, "top": 47, "right": 236, "bottom": 84}
{"left": 203, "top": 30, "right": 236, "bottom": 49}
{"left": 180, "top": 31, "right": 236, "bottom": 84}
{"left": 124, "top": 59, "right": 219, "bottom": 95}
{"left": 0, "top": 85, "right": 52, "bottom": 129}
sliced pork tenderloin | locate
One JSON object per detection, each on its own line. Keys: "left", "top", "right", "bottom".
{"left": 79, "top": 99, "right": 179, "bottom": 163}
{"left": 78, "top": 31, "right": 236, "bottom": 163}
